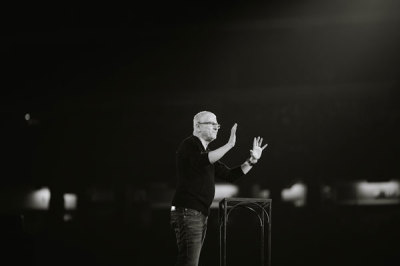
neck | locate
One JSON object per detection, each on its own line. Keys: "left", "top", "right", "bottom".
{"left": 193, "top": 133, "right": 210, "bottom": 150}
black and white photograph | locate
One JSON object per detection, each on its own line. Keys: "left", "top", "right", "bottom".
{"left": 2, "top": 1, "right": 400, "bottom": 265}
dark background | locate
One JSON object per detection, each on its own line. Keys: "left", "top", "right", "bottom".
{"left": 2, "top": 0, "right": 400, "bottom": 265}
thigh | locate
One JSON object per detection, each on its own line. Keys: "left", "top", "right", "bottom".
{"left": 171, "top": 208, "right": 207, "bottom": 244}
{"left": 170, "top": 209, "right": 207, "bottom": 265}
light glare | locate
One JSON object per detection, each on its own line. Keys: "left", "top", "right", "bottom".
{"left": 64, "top": 193, "right": 78, "bottom": 210}
{"left": 24, "top": 187, "right": 51, "bottom": 210}
{"left": 282, "top": 182, "right": 307, "bottom": 207}
{"left": 211, "top": 183, "right": 239, "bottom": 208}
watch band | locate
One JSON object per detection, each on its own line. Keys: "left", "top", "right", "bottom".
{"left": 247, "top": 158, "right": 256, "bottom": 167}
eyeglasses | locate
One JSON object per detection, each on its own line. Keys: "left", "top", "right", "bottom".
{"left": 198, "top": 122, "right": 221, "bottom": 129}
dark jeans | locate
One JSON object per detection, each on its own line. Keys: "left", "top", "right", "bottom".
{"left": 170, "top": 207, "right": 208, "bottom": 266}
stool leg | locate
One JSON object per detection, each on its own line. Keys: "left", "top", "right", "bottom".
{"left": 261, "top": 211, "right": 265, "bottom": 266}
{"left": 219, "top": 201, "right": 227, "bottom": 266}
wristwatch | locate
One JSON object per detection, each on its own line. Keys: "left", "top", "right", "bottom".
{"left": 247, "top": 158, "right": 257, "bottom": 167}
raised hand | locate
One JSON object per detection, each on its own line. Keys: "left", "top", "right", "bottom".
{"left": 227, "top": 123, "right": 237, "bottom": 148}
{"left": 250, "top": 136, "right": 268, "bottom": 160}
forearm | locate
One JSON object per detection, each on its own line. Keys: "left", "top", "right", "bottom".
{"left": 240, "top": 157, "right": 258, "bottom": 174}
{"left": 208, "top": 143, "right": 234, "bottom": 164}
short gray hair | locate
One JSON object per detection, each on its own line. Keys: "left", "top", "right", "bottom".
{"left": 193, "top": 111, "right": 213, "bottom": 129}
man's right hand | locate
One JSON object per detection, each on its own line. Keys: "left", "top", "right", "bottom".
{"left": 228, "top": 123, "right": 237, "bottom": 148}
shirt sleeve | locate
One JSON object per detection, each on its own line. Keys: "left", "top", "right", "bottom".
{"left": 214, "top": 160, "right": 245, "bottom": 183}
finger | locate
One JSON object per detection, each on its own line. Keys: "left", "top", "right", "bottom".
{"left": 259, "top": 137, "right": 263, "bottom": 146}
{"left": 253, "top": 137, "right": 256, "bottom": 147}
{"left": 261, "top": 143, "right": 268, "bottom": 150}
{"left": 231, "top": 123, "right": 237, "bottom": 134}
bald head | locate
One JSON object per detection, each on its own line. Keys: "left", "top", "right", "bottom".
{"left": 193, "top": 111, "right": 216, "bottom": 129}
{"left": 193, "top": 111, "right": 220, "bottom": 142}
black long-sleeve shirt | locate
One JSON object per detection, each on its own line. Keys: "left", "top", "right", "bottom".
{"left": 171, "top": 135, "right": 244, "bottom": 216}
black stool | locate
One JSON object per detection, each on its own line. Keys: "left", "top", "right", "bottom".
{"left": 219, "top": 197, "right": 272, "bottom": 266}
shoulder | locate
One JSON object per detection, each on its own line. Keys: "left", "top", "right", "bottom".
{"left": 177, "top": 135, "right": 201, "bottom": 152}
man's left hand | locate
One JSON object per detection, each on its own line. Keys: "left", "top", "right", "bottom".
{"left": 250, "top": 137, "right": 268, "bottom": 160}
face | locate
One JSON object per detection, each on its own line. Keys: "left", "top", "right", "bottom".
{"left": 197, "top": 113, "right": 220, "bottom": 142}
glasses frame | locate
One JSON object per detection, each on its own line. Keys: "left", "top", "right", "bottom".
{"left": 197, "top": 122, "right": 221, "bottom": 129}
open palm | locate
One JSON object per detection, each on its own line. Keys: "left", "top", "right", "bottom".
{"left": 250, "top": 137, "right": 268, "bottom": 160}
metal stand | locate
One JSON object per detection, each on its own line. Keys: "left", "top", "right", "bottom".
{"left": 219, "top": 197, "right": 272, "bottom": 266}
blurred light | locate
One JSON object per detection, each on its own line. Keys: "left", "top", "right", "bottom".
{"left": 63, "top": 214, "right": 73, "bottom": 222}
{"left": 24, "top": 113, "right": 30, "bottom": 121}
{"left": 250, "top": 184, "right": 270, "bottom": 198}
{"left": 321, "top": 185, "right": 335, "bottom": 201}
{"left": 64, "top": 193, "right": 77, "bottom": 210}
{"left": 211, "top": 183, "right": 239, "bottom": 208}
{"left": 281, "top": 182, "right": 307, "bottom": 207}
{"left": 357, "top": 181, "right": 399, "bottom": 197}
{"left": 24, "top": 187, "right": 50, "bottom": 210}
{"left": 214, "top": 183, "right": 239, "bottom": 200}
{"left": 355, "top": 180, "right": 400, "bottom": 205}
{"left": 322, "top": 185, "right": 332, "bottom": 195}
{"left": 259, "top": 189, "right": 271, "bottom": 199}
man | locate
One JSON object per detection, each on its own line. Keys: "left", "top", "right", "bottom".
{"left": 170, "top": 111, "right": 268, "bottom": 266}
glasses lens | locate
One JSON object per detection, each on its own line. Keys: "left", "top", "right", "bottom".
{"left": 199, "top": 122, "right": 220, "bottom": 128}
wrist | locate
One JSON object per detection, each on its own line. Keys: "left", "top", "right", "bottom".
{"left": 247, "top": 158, "right": 257, "bottom": 166}
{"left": 250, "top": 156, "right": 258, "bottom": 163}
{"left": 226, "top": 142, "right": 235, "bottom": 149}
